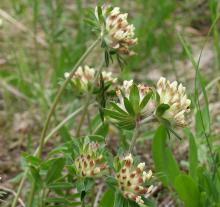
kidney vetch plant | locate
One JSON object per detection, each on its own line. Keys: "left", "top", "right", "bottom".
{"left": 11, "top": 4, "right": 219, "bottom": 207}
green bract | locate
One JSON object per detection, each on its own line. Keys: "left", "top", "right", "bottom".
{"left": 105, "top": 80, "right": 155, "bottom": 130}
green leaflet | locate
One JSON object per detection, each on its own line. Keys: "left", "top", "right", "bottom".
{"left": 174, "top": 174, "right": 200, "bottom": 207}
{"left": 152, "top": 125, "right": 180, "bottom": 187}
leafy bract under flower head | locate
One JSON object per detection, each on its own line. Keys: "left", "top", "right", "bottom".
{"left": 115, "top": 154, "right": 153, "bottom": 205}
{"left": 95, "top": 5, "right": 137, "bottom": 56}
{"left": 64, "top": 65, "right": 116, "bottom": 92}
{"left": 156, "top": 77, "right": 191, "bottom": 127}
{"left": 116, "top": 80, "right": 155, "bottom": 117}
{"left": 105, "top": 80, "right": 155, "bottom": 130}
{"left": 74, "top": 142, "right": 107, "bottom": 177}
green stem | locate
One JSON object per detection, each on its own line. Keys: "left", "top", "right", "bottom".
{"left": 11, "top": 170, "right": 27, "bottom": 207}
{"left": 40, "top": 188, "right": 47, "bottom": 207}
{"left": 38, "top": 37, "right": 100, "bottom": 157}
{"left": 75, "top": 97, "right": 91, "bottom": 137}
{"left": 28, "top": 182, "right": 36, "bottom": 207}
{"left": 128, "top": 121, "right": 140, "bottom": 153}
{"left": 82, "top": 199, "right": 85, "bottom": 207}
{"left": 86, "top": 107, "right": 92, "bottom": 134}
{"left": 43, "top": 106, "right": 84, "bottom": 144}
{"left": 140, "top": 115, "right": 155, "bottom": 125}
{"left": 75, "top": 59, "right": 105, "bottom": 137}
{"left": 11, "top": 37, "right": 100, "bottom": 207}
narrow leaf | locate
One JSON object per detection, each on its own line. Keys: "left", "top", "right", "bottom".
{"left": 184, "top": 128, "right": 198, "bottom": 179}
{"left": 156, "top": 104, "right": 170, "bottom": 117}
{"left": 46, "top": 157, "right": 65, "bottom": 185}
{"left": 123, "top": 97, "right": 135, "bottom": 116}
{"left": 174, "top": 174, "right": 200, "bottom": 207}
{"left": 140, "top": 91, "right": 153, "bottom": 109}
{"left": 129, "top": 84, "right": 140, "bottom": 113}
{"left": 152, "top": 126, "right": 180, "bottom": 186}
{"left": 110, "top": 102, "right": 128, "bottom": 115}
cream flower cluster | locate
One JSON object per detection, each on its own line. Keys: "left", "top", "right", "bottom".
{"left": 74, "top": 142, "right": 107, "bottom": 177}
{"left": 156, "top": 77, "right": 191, "bottom": 126}
{"left": 116, "top": 80, "right": 155, "bottom": 116}
{"left": 102, "top": 71, "right": 117, "bottom": 83}
{"left": 115, "top": 154, "right": 153, "bottom": 205}
{"left": 64, "top": 65, "right": 116, "bottom": 91}
{"left": 97, "top": 6, "right": 137, "bottom": 56}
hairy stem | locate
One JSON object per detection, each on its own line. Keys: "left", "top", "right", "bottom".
{"left": 75, "top": 59, "right": 105, "bottom": 137}
{"left": 11, "top": 38, "right": 100, "bottom": 207}
{"left": 129, "top": 121, "right": 140, "bottom": 153}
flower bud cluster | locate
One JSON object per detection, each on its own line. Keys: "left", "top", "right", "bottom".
{"left": 156, "top": 77, "right": 191, "bottom": 126}
{"left": 115, "top": 154, "right": 153, "bottom": 205}
{"left": 74, "top": 142, "right": 107, "bottom": 177}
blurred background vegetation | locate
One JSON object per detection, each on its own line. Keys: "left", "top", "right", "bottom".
{"left": 0, "top": 0, "right": 220, "bottom": 206}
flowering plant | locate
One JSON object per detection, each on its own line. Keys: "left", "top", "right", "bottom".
{"left": 11, "top": 3, "right": 213, "bottom": 207}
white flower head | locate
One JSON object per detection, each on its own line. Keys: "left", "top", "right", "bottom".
{"left": 115, "top": 154, "right": 153, "bottom": 205}
{"left": 96, "top": 5, "right": 137, "bottom": 56}
{"left": 156, "top": 77, "right": 191, "bottom": 126}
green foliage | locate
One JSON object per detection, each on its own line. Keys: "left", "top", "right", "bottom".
{"left": 129, "top": 84, "right": 140, "bottom": 113}
{"left": 152, "top": 125, "right": 180, "bottom": 187}
{"left": 155, "top": 103, "right": 170, "bottom": 117}
{"left": 105, "top": 83, "right": 153, "bottom": 130}
{"left": 174, "top": 174, "right": 200, "bottom": 207}
{"left": 2, "top": 1, "right": 220, "bottom": 207}
{"left": 45, "top": 157, "right": 65, "bottom": 184}
{"left": 99, "top": 188, "right": 115, "bottom": 207}
{"left": 184, "top": 128, "right": 198, "bottom": 180}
